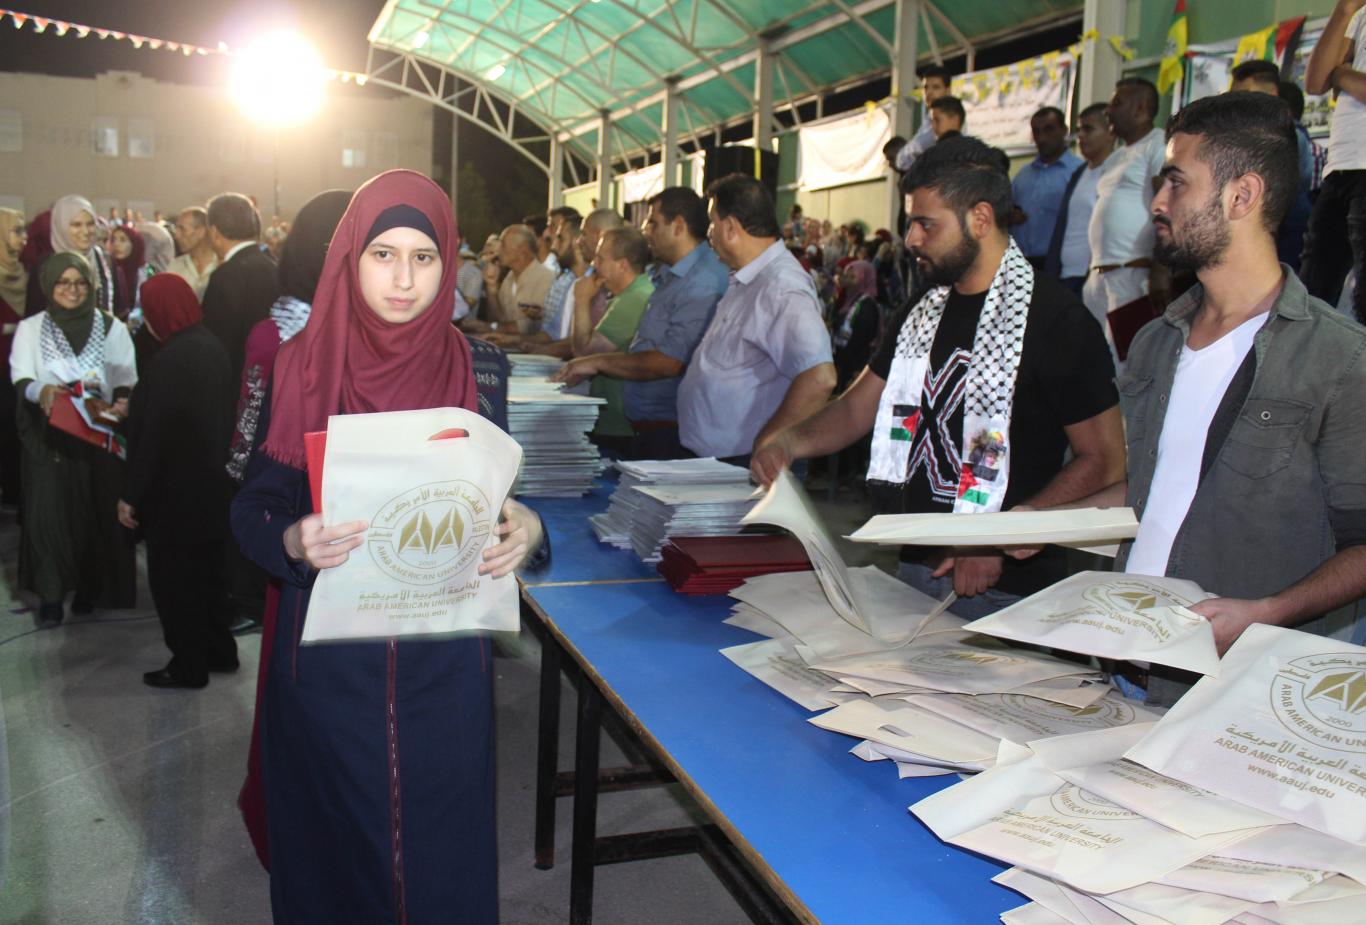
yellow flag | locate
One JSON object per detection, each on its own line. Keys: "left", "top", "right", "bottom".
{"left": 1157, "top": 0, "right": 1188, "bottom": 95}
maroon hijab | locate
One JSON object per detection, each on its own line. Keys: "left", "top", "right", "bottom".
{"left": 140, "top": 273, "right": 202, "bottom": 340}
{"left": 263, "top": 169, "right": 476, "bottom": 468}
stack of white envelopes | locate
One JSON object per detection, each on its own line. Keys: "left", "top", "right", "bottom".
{"left": 505, "top": 389, "right": 605, "bottom": 497}
{"left": 911, "top": 623, "right": 1366, "bottom": 924}
{"left": 591, "top": 458, "right": 757, "bottom": 562}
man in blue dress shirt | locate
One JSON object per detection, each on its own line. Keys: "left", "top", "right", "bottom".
{"left": 1011, "top": 107, "right": 1083, "bottom": 270}
{"left": 553, "top": 187, "right": 730, "bottom": 459}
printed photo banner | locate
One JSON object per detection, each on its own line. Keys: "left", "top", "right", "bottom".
{"left": 950, "top": 53, "right": 1076, "bottom": 156}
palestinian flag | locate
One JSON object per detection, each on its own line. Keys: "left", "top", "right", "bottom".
{"left": 1157, "top": 0, "right": 1188, "bottom": 95}
{"left": 1232, "top": 15, "right": 1307, "bottom": 74}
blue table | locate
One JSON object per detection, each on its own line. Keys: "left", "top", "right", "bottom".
{"left": 523, "top": 579, "right": 1017, "bottom": 924}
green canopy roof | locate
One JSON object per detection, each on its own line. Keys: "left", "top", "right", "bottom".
{"left": 367, "top": 0, "right": 1081, "bottom": 173}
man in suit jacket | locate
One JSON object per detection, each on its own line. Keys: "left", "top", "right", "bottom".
{"left": 199, "top": 192, "right": 279, "bottom": 635}
{"left": 200, "top": 193, "right": 280, "bottom": 381}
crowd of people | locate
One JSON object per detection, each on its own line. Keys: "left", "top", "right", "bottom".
{"left": 3, "top": 3, "right": 1366, "bottom": 920}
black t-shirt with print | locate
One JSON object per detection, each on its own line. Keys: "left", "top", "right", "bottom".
{"left": 867, "top": 271, "right": 1118, "bottom": 596}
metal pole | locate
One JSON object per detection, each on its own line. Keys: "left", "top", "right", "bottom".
{"left": 451, "top": 106, "right": 460, "bottom": 218}
{"left": 1079, "top": 0, "right": 1125, "bottom": 112}
{"left": 596, "top": 109, "right": 612, "bottom": 209}
{"left": 753, "top": 41, "right": 774, "bottom": 152}
{"left": 889, "top": 0, "right": 921, "bottom": 232}
{"left": 548, "top": 136, "right": 563, "bottom": 209}
{"left": 662, "top": 78, "right": 680, "bottom": 188}
{"left": 272, "top": 127, "right": 281, "bottom": 220}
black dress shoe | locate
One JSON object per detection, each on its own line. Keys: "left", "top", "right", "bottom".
{"left": 37, "top": 603, "right": 64, "bottom": 628}
{"left": 229, "top": 616, "right": 263, "bottom": 636}
{"left": 70, "top": 597, "right": 95, "bottom": 616}
{"left": 142, "top": 668, "right": 208, "bottom": 689}
{"left": 208, "top": 659, "right": 241, "bottom": 673}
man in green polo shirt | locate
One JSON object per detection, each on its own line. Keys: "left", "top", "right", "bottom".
{"left": 567, "top": 227, "right": 654, "bottom": 452}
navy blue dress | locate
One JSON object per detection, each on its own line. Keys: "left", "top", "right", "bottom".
{"left": 232, "top": 393, "right": 497, "bottom": 925}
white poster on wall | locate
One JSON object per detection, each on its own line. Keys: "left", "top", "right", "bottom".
{"left": 620, "top": 161, "right": 666, "bottom": 204}
{"left": 950, "top": 54, "right": 1075, "bottom": 156}
{"left": 796, "top": 104, "right": 892, "bottom": 191}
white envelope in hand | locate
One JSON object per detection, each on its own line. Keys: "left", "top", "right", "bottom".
{"left": 962, "top": 571, "right": 1221, "bottom": 677}
{"left": 848, "top": 507, "right": 1139, "bottom": 549}
{"left": 304, "top": 408, "right": 523, "bottom": 643}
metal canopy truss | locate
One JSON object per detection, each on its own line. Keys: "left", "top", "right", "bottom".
{"left": 367, "top": 0, "right": 1082, "bottom": 176}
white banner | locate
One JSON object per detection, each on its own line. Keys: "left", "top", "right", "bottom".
{"left": 951, "top": 53, "right": 1075, "bottom": 156}
{"left": 796, "top": 104, "right": 892, "bottom": 191}
{"left": 620, "top": 161, "right": 665, "bottom": 204}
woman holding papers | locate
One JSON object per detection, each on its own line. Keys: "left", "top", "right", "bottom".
{"left": 232, "top": 169, "right": 540, "bottom": 925}
{"left": 9, "top": 252, "right": 137, "bottom": 626}
{"left": 118, "top": 275, "right": 238, "bottom": 689}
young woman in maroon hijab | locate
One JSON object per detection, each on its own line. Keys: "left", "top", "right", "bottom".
{"left": 109, "top": 224, "right": 146, "bottom": 318}
{"left": 119, "top": 274, "right": 238, "bottom": 687}
{"left": 231, "top": 170, "right": 540, "bottom": 924}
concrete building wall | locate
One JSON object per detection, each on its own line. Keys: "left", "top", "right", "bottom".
{"left": 0, "top": 70, "right": 433, "bottom": 222}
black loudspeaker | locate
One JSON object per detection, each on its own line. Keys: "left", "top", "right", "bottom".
{"left": 701, "top": 145, "right": 780, "bottom": 201}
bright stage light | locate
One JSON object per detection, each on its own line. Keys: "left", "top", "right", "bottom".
{"left": 486, "top": 62, "right": 507, "bottom": 80}
{"left": 229, "top": 31, "right": 326, "bottom": 126}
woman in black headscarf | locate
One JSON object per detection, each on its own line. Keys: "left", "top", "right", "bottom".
{"left": 226, "top": 190, "right": 351, "bottom": 481}
{"left": 9, "top": 252, "right": 137, "bottom": 625}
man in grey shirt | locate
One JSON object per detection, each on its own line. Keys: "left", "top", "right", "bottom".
{"left": 1013, "top": 93, "right": 1366, "bottom": 705}
{"left": 677, "top": 175, "right": 836, "bottom": 466}
{"left": 555, "top": 187, "right": 729, "bottom": 459}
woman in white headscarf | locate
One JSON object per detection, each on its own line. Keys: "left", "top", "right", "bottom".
{"left": 50, "top": 195, "right": 115, "bottom": 316}
{"left": 137, "top": 221, "right": 175, "bottom": 275}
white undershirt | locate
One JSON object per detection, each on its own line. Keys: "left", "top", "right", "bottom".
{"left": 1125, "top": 312, "right": 1267, "bottom": 577}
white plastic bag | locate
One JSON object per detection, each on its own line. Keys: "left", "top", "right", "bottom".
{"left": 303, "top": 408, "right": 523, "bottom": 642}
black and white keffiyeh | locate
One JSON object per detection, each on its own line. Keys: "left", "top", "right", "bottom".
{"left": 867, "top": 238, "right": 1033, "bottom": 513}
{"left": 40, "top": 309, "right": 109, "bottom": 398}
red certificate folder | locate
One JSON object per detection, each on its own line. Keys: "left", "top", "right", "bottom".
{"left": 49, "top": 392, "right": 126, "bottom": 459}
{"left": 658, "top": 535, "right": 811, "bottom": 595}
{"left": 1107, "top": 294, "right": 1159, "bottom": 362}
{"left": 304, "top": 431, "right": 327, "bottom": 514}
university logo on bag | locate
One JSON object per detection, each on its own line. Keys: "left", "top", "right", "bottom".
{"left": 1047, "top": 784, "right": 1141, "bottom": 821}
{"left": 1084, "top": 579, "right": 1190, "bottom": 615}
{"left": 996, "top": 693, "right": 1137, "bottom": 729}
{"left": 368, "top": 480, "right": 492, "bottom": 586}
{"left": 1271, "top": 653, "right": 1366, "bottom": 755}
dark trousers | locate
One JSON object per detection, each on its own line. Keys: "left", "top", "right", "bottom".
{"left": 225, "top": 482, "right": 267, "bottom": 623}
{"left": 146, "top": 537, "right": 237, "bottom": 682}
{"left": 1300, "top": 169, "right": 1366, "bottom": 322}
{"left": 626, "top": 424, "right": 687, "bottom": 461}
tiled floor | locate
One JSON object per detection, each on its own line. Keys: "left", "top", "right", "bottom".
{"left": 0, "top": 484, "right": 886, "bottom": 925}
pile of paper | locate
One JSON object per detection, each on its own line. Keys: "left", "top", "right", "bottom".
{"left": 657, "top": 535, "right": 810, "bottom": 595}
{"left": 591, "top": 458, "right": 758, "bottom": 561}
{"left": 505, "top": 391, "right": 605, "bottom": 496}
{"left": 720, "top": 473, "right": 1151, "bottom": 778}
{"left": 910, "top": 624, "right": 1366, "bottom": 923}
{"left": 506, "top": 352, "right": 565, "bottom": 378}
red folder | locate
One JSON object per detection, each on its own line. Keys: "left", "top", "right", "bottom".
{"left": 657, "top": 535, "right": 811, "bottom": 595}
{"left": 304, "top": 431, "right": 327, "bottom": 514}
{"left": 49, "top": 392, "right": 126, "bottom": 458}
{"left": 1107, "top": 294, "right": 1159, "bottom": 362}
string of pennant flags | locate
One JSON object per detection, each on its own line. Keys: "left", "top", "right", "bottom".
{"left": 0, "top": 8, "right": 370, "bottom": 84}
